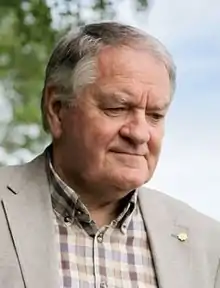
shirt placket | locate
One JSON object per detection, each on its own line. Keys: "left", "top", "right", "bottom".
{"left": 93, "top": 227, "right": 109, "bottom": 288}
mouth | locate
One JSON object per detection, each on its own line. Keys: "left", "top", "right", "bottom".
{"left": 110, "top": 150, "right": 146, "bottom": 157}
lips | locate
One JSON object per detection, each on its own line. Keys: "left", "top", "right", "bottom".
{"left": 115, "top": 152, "right": 143, "bottom": 156}
{"left": 110, "top": 149, "right": 147, "bottom": 157}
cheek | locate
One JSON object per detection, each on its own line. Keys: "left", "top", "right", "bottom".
{"left": 61, "top": 105, "right": 123, "bottom": 158}
{"left": 149, "top": 127, "right": 164, "bottom": 157}
{"left": 89, "top": 120, "right": 120, "bottom": 152}
{"left": 74, "top": 116, "right": 120, "bottom": 156}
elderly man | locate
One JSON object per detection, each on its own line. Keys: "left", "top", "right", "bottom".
{"left": 0, "top": 22, "right": 220, "bottom": 288}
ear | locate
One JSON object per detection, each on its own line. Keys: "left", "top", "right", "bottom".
{"left": 44, "top": 86, "right": 64, "bottom": 139}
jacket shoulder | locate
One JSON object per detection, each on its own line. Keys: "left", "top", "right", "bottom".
{"left": 139, "top": 186, "right": 220, "bottom": 236}
{"left": 0, "top": 153, "right": 46, "bottom": 197}
{"left": 0, "top": 165, "right": 22, "bottom": 188}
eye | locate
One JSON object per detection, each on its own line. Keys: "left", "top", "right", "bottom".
{"left": 105, "top": 107, "right": 127, "bottom": 116}
{"left": 109, "top": 107, "right": 126, "bottom": 112}
{"left": 148, "top": 113, "right": 164, "bottom": 122}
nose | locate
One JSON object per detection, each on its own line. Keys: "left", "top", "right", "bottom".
{"left": 119, "top": 113, "right": 150, "bottom": 145}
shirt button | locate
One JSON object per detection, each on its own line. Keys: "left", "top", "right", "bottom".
{"left": 111, "top": 220, "right": 117, "bottom": 227}
{"left": 100, "top": 281, "right": 108, "bottom": 288}
{"left": 97, "top": 233, "right": 104, "bottom": 243}
{"left": 64, "top": 215, "right": 72, "bottom": 223}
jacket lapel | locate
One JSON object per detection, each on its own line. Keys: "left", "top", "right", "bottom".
{"left": 138, "top": 187, "right": 215, "bottom": 288}
{"left": 2, "top": 155, "right": 59, "bottom": 288}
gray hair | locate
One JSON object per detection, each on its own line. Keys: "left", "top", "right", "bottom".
{"left": 41, "top": 21, "right": 176, "bottom": 131}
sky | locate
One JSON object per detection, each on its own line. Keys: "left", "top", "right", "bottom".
{"left": 116, "top": 0, "right": 220, "bottom": 220}
{"left": 0, "top": 1, "right": 219, "bottom": 220}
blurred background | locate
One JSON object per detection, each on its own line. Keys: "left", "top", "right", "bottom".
{"left": 0, "top": 0, "right": 219, "bottom": 219}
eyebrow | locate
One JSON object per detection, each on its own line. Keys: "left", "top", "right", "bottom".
{"left": 98, "top": 91, "right": 129, "bottom": 105}
{"left": 98, "top": 90, "right": 170, "bottom": 110}
{"left": 146, "top": 102, "right": 170, "bottom": 111}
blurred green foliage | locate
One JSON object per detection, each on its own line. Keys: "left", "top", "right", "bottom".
{"left": 0, "top": 0, "right": 148, "bottom": 164}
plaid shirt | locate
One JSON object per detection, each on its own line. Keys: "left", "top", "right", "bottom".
{"left": 47, "top": 157, "right": 158, "bottom": 288}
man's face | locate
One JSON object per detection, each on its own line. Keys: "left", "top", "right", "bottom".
{"left": 51, "top": 47, "right": 171, "bottom": 192}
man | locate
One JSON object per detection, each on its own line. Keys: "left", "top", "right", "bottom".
{"left": 0, "top": 22, "right": 220, "bottom": 288}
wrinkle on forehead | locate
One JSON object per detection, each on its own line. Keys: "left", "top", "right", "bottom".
{"left": 97, "top": 45, "right": 167, "bottom": 78}
{"left": 93, "top": 45, "right": 171, "bottom": 108}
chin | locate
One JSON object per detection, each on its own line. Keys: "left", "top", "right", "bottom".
{"left": 113, "top": 169, "right": 150, "bottom": 191}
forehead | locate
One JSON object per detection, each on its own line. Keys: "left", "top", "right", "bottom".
{"left": 95, "top": 46, "right": 171, "bottom": 102}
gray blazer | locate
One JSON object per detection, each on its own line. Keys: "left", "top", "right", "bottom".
{"left": 1, "top": 153, "right": 220, "bottom": 288}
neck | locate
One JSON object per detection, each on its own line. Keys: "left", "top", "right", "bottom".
{"left": 52, "top": 158, "right": 129, "bottom": 227}
{"left": 78, "top": 189, "right": 132, "bottom": 227}
{"left": 70, "top": 182, "right": 127, "bottom": 227}
{"left": 86, "top": 200, "right": 123, "bottom": 227}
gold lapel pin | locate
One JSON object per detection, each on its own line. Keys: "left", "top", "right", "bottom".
{"left": 177, "top": 232, "right": 188, "bottom": 242}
